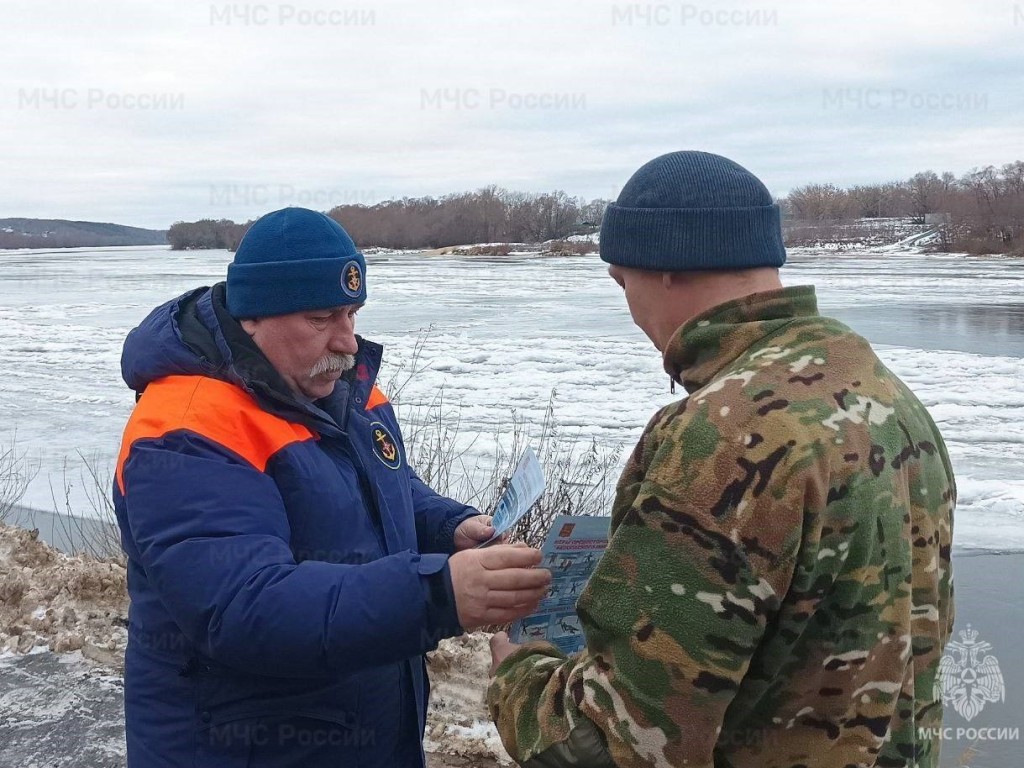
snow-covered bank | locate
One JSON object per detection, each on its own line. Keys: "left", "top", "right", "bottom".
{"left": 3, "top": 503, "right": 119, "bottom": 559}
{"left": 426, "top": 633, "right": 512, "bottom": 764}
{"left": 0, "top": 525, "right": 126, "bottom": 661}
{"left": 418, "top": 238, "right": 598, "bottom": 259}
{"left": 783, "top": 216, "right": 933, "bottom": 252}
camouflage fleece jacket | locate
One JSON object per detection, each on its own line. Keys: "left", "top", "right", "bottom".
{"left": 488, "top": 286, "right": 956, "bottom": 768}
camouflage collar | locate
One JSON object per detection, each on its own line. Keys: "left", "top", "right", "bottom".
{"left": 663, "top": 285, "right": 819, "bottom": 393}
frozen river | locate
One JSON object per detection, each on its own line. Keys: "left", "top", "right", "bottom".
{"left": 1, "top": 246, "right": 1022, "bottom": 551}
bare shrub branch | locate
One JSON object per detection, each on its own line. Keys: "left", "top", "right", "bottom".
{"left": 49, "top": 452, "right": 125, "bottom": 565}
{"left": 382, "top": 330, "right": 620, "bottom": 551}
{"left": 0, "top": 433, "right": 38, "bottom": 523}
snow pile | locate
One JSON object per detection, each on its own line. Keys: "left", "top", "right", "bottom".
{"left": 0, "top": 524, "right": 128, "bottom": 665}
{"left": 362, "top": 246, "right": 420, "bottom": 256}
{"left": 426, "top": 633, "right": 513, "bottom": 764}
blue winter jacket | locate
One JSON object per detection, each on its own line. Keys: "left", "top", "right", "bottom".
{"left": 113, "top": 284, "right": 475, "bottom": 767}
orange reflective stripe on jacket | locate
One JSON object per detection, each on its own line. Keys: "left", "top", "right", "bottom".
{"left": 116, "top": 375, "right": 316, "bottom": 494}
{"left": 365, "top": 385, "right": 390, "bottom": 411}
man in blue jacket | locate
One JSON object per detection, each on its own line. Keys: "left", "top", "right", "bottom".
{"left": 113, "top": 207, "right": 550, "bottom": 767}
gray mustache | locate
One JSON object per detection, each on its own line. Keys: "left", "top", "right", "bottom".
{"left": 309, "top": 353, "right": 356, "bottom": 378}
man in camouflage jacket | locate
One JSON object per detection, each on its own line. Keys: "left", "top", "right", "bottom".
{"left": 487, "top": 152, "right": 956, "bottom": 768}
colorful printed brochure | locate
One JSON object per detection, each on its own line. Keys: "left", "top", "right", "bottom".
{"left": 509, "top": 514, "right": 609, "bottom": 653}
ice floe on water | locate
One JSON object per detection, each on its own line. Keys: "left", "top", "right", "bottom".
{"left": 0, "top": 247, "right": 1022, "bottom": 552}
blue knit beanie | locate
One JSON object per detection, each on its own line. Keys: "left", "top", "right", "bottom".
{"left": 226, "top": 207, "right": 367, "bottom": 318}
{"left": 600, "top": 151, "right": 786, "bottom": 271}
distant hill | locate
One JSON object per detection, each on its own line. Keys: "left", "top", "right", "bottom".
{"left": 0, "top": 218, "right": 167, "bottom": 249}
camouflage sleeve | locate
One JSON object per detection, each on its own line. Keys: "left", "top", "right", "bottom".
{"left": 489, "top": 643, "right": 617, "bottom": 768}
{"left": 488, "top": 401, "right": 802, "bottom": 767}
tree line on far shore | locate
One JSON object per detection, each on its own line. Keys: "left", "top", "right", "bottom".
{"left": 166, "top": 161, "right": 1024, "bottom": 256}
{"left": 785, "top": 161, "right": 1024, "bottom": 254}
{"left": 167, "top": 187, "right": 606, "bottom": 252}
{"left": 166, "top": 218, "right": 250, "bottom": 252}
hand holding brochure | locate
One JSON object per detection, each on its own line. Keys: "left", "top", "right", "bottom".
{"left": 478, "top": 447, "right": 546, "bottom": 547}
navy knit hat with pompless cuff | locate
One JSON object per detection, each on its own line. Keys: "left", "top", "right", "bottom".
{"left": 226, "top": 207, "right": 367, "bottom": 319}
{"left": 600, "top": 151, "right": 786, "bottom": 271}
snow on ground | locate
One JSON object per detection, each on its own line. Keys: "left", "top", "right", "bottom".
{"left": 425, "top": 633, "right": 513, "bottom": 765}
{"left": 361, "top": 246, "right": 420, "bottom": 256}
{"left": 784, "top": 217, "right": 932, "bottom": 251}
{"left": 0, "top": 525, "right": 126, "bottom": 660}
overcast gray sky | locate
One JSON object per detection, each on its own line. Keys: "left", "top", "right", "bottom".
{"left": 2, "top": 0, "right": 1021, "bottom": 229}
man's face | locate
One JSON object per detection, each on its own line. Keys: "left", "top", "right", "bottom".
{"left": 607, "top": 265, "right": 668, "bottom": 349}
{"left": 241, "top": 304, "right": 362, "bottom": 401}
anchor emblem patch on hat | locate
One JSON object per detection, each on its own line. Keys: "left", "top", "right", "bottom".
{"left": 342, "top": 260, "right": 363, "bottom": 298}
{"left": 370, "top": 421, "right": 401, "bottom": 469}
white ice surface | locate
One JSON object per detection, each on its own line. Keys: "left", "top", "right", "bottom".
{"left": 0, "top": 247, "right": 1021, "bottom": 551}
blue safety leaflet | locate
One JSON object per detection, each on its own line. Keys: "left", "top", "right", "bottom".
{"left": 509, "top": 514, "right": 609, "bottom": 653}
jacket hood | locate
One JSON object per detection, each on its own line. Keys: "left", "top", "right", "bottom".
{"left": 121, "top": 284, "right": 383, "bottom": 436}
{"left": 121, "top": 286, "right": 217, "bottom": 393}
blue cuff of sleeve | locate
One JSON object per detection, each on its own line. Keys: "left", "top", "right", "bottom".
{"left": 437, "top": 508, "right": 480, "bottom": 554}
{"left": 418, "top": 554, "right": 462, "bottom": 648}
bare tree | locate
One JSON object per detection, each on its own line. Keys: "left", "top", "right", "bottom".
{"left": 787, "top": 184, "right": 858, "bottom": 221}
{"left": 327, "top": 187, "right": 600, "bottom": 249}
{"left": 781, "top": 161, "right": 1023, "bottom": 255}
{"left": 908, "top": 171, "right": 943, "bottom": 221}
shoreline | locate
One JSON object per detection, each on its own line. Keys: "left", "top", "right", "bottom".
{"left": 4, "top": 504, "right": 120, "bottom": 557}
{"left": 7, "top": 504, "right": 1024, "bottom": 561}
{"left": 8, "top": 503, "right": 1023, "bottom": 558}
{"left": 5, "top": 242, "right": 1021, "bottom": 259}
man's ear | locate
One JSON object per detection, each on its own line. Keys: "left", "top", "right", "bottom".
{"left": 661, "top": 272, "right": 674, "bottom": 290}
{"left": 239, "top": 318, "right": 259, "bottom": 335}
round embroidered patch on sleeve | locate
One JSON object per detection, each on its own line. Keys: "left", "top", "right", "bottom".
{"left": 370, "top": 421, "right": 402, "bottom": 469}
